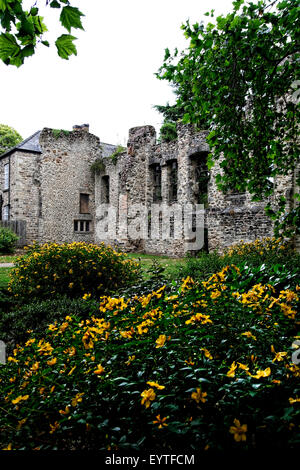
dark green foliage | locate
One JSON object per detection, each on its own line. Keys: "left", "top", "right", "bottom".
{"left": 0, "top": 0, "right": 84, "bottom": 66}
{"left": 0, "top": 124, "right": 22, "bottom": 155}
{"left": 110, "top": 145, "right": 126, "bottom": 165}
{"left": 90, "top": 158, "right": 106, "bottom": 174}
{"left": 156, "top": 0, "right": 300, "bottom": 238}
{"left": 159, "top": 121, "right": 177, "bottom": 142}
{"left": 52, "top": 129, "right": 70, "bottom": 139}
{"left": 0, "top": 295, "right": 99, "bottom": 353}
{"left": 0, "top": 226, "right": 19, "bottom": 254}
{"left": 176, "top": 251, "right": 224, "bottom": 282}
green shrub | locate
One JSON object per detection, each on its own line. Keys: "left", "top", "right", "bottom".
{"left": 0, "top": 295, "right": 100, "bottom": 353}
{"left": 0, "top": 227, "right": 19, "bottom": 254}
{"left": 159, "top": 121, "right": 178, "bottom": 142}
{"left": 1, "top": 265, "right": 299, "bottom": 451}
{"left": 222, "top": 237, "right": 294, "bottom": 266}
{"left": 8, "top": 242, "right": 140, "bottom": 302}
{"left": 175, "top": 251, "right": 224, "bottom": 281}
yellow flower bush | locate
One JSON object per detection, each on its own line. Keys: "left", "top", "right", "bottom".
{"left": 0, "top": 264, "right": 299, "bottom": 451}
{"left": 223, "top": 237, "right": 290, "bottom": 258}
{"left": 8, "top": 242, "right": 140, "bottom": 300}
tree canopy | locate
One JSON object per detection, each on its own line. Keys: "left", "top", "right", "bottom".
{"left": 0, "top": 0, "right": 84, "bottom": 67}
{"left": 156, "top": 0, "right": 300, "bottom": 237}
{"left": 0, "top": 123, "right": 22, "bottom": 155}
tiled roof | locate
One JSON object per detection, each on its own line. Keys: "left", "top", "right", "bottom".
{"left": 101, "top": 142, "right": 118, "bottom": 158}
{"left": 0, "top": 130, "right": 41, "bottom": 158}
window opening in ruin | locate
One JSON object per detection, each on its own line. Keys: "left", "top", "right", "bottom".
{"left": 159, "top": 211, "right": 163, "bottom": 239}
{"left": 101, "top": 176, "right": 110, "bottom": 203}
{"left": 148, "top": 210, "right": 151, "bottom": 238}
{"left": 80, "top": 193, "right": 90, "bottom": 214}
{"left": 151, "top": 164, "right": 162, "bottom": 202}
{"left": 74, "top": 220, "right": 90, "bottom": 232}
{"left": 170, "top": 213, "right": 174, "bottom": 238}
{"left": 168, "top": 160, "right": 178, "bottom": 203}
{"left": 3, "top": 205, "right": 9, "bottom": 221}
{"left": 193, "top": 155, "right": 209, "bottom": 206}
{"left": 189, "top": 153, "right": 210, "bottom": 205}
{"left": 4, "top": 164, "right": 9, "bottom": 191}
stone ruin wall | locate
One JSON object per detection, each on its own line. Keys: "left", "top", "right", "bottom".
{"left": 3, "top": 127, "right": 102, "bottom": 246}
{"left": 94, "top": 123, "right": 292, "bottom": 256}
{"left": 37, "top": 127, "right": 101, "bottom": 244}
{"left": 1, "top": 122, "right": 298, "bottom": 255}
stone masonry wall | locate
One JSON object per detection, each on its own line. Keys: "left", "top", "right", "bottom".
{"left": 38, "top": 128, "right": 102, "bottom": 244}
{"left": 94, "top": 123, "right": 287, "bottom": 256}
{"left": 2, "top": 123, "right": 298, "bottom": 255}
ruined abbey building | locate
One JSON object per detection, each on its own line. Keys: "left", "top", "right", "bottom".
{"left": 0, "top": 123, "right": 298, "bottom": 256}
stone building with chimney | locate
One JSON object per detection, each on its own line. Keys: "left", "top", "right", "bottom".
{"left": 0, "top": 123, "right": 298, "bottom": 256}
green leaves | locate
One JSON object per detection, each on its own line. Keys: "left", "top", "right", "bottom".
{"left": 60, "top": 6, "right": 84, "bottom": 32}
{"left": 0, "top": 0, "right": 85, "bottom": 65}
{"left": 55, "top": 34, "right": 77, "bottom": 59}
{"left": 0, "top": 32, "right": 19, "bottom": 62}
{"left": 156, "top": 0, "right": 299, "bottom": 239}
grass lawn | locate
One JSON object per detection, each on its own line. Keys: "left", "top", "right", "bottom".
{"left": 0, "top": 267, "right": 12, "bottom": 288}
{"left": 0, "top": 255, "right": 17, "bottom": 263}
{"left": 125, "top": 252, "right": 185, "bottom": 278}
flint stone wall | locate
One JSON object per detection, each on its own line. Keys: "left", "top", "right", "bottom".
{"left": 1, "top": 123, "right": 298, "bottom": 255}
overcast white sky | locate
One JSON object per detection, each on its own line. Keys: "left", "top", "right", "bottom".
{"left": 0, "top": 0, "right": 235, "bottom": 145}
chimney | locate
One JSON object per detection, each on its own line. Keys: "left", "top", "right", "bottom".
{"left": 73, "top": 124, "right": 89, "bottom": 133}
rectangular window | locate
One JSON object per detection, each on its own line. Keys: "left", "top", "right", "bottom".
{"left": 4, "top": 164, "right": 9, "bottom": 190}
{"left": 168, "top": 160, "right": 178, "bottom": 203}
{"left": 151, "top": 164, "right": 162, "bottom": 202}
{"left": 101, "top": 176, "right": 110, "bottom": 203}
{"left": 80, "top": 193, "right": 90, "bottom": 214}
{"left": 3, "top": 205, "right": 9, "bottom": 221}
{"left": 74, "top": 220, "right": 91, "bottom": 232}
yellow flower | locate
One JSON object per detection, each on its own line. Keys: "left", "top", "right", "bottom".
{"left": 191, "top": 387, "right": 207, "bottom": 404}
{"left": 211, "top": 290, "right": 221, "bottom": 300}
{"left": 82, "top": 293, "right": 91, "bottom": 300}
{"left": 2, "top": 443, "right": 12, "bottom": 450}
{"left": 184, "top": 357, "right": 195, "bottom": 366}
{"left": 49, "top": 421, "right": 60, "bottom": 434}
{"left": 125, "top": 355, "right": 135, "bottom": 365}
{"left": 94, "top": 364, "right": 105, "bottom": 375}
{"left": 153, "top": 415, "right": 168, "bottom": 429}
{"left": 141, "top": 388, "right": 156, "bottom": 408}
{"left": 229, "top": 419, "right": 247, "bottom": 442}
{"left": 251, "top": 367, "right": 271, "bottom": 379}
{"left": 289, "top": 397, "right": 300, "bottom": 404}
{"left": 17, "top": 418, "right": 27, "bottom": 430}
{"left": 146, "top": 381, "right": 165, "bottom": 390}
{"left": 59, "top": 406, "right": 70, "bottom": 415}
{"left": 155, "top": 334, "right": 167, "bottom": 348}
{"left": 241, "top": 331, "right": 257, "bottom": 341}
{"left": 11, "top": 395, "right": 29, "bottom": 405}
{"left": 271, "top": 345, "right": 288, "bottom": 362}
{"left": 237, "top": 362, "right": 249, "bottom": 371}
{"left": 185, "top": 313, "right": 212, "bottom": 325}
{"left": 47, "top": 357, "right": 57, "bottom": 366}
{"left": 68, "top": 365, "right": 76, "bottom": 376}
{"left": 201, "top": 348, "right": 213, "bottom": 360}
{"left": 71, "top": 392, "right": 84, "bottom": 407}
{"left": 227, "top": 361, "right": 237, "bottom": 378}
